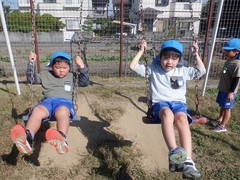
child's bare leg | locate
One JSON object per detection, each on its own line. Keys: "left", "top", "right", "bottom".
{"left": 45, "top": 106, "right": 70, "bottom": 154}
{"left": 221, "top": 108, "right": 231, "bottom": 127}
{"left": 54, "top": 106, "right": 70, "bottom": 135}
{"left": 160, "top": 110, "right": 187, "bottom": 173}
{"left": 10, "top": 105, "right": 48, "bottom": 155}
{"left": 174, "top": 112, "right": 192, "bottom": 158}
{"left": 26, "top": 105, "right": 49, "bottom": 134}
{"left": 159, "top": 108, "right": 177, "bottom": 150}
{"left": 174, "top": 113, "right": 201, "bottom": 178}
{"left": 218, "top": 108, "right": 225, "bottom": 122}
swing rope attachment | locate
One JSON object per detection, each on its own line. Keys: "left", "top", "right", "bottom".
{"left": 189, "top": 0, "right": 201, "bottom": 117}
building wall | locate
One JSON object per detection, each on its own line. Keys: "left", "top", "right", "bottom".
{"left": 17, "top": 0, "right": 202, "bottom": 37}
{"left": 18, "top": 0, "right": 92, "bottom": 28}
{"left": 130, "top": 0, "right": 202, "bottom": 36}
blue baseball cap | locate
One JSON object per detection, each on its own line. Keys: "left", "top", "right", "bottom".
{"left": 160, "top": 40, "right": 183, "bottom": 54}
{"left": 222, "top": 38, "right": 240, "bottom": 50}
{"left": 47, "top": 51, "right": 71, "bottom": 67}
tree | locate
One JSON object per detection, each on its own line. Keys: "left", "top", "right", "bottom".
{"left": 2, "top": 2, "right": 10, "bottom": 14}
{"left": 36, "top": 14, "right": 65, "bottom": 32}
{"left": 0, "top": 2, "right": 11, "bottom": 31}
{"left": 4, "top": 10, "right": 65, "bottom": 32}
{"left": 6, "top": 10, "right": 32, "bottom": 32}
{"left": 82, "top": 15, "right": 93, "bottom": 32}
{"left": 93, "top": 18, "right": 112, "bottom": 36}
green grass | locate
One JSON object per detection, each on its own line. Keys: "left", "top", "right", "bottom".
{"left": 0, "top": 77, "right": 240, "bottom": 179}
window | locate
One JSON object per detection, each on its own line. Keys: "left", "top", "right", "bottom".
{"left": 176, "top": 0, "right": 196, "bottom": 2}
{"left": 43, "top": 0, "right": 56, "bottom": 3}
{"left": 178, "top": 22, "right": 190, "bottom": 30}
{"left": 66, "top": 19, "right": 79, "bottom": 30}
{"left": 65, "top": 0, "right": 80, "bottom": 5}
{"left": 155, "top": 0, "right": 169, "bottom": 6}
{"left": 19, "top": 0, "right": 29, "bottom": 3}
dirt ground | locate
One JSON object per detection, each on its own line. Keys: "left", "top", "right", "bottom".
{"left": 38, "top": 92, "right": 169, "bottom": 172}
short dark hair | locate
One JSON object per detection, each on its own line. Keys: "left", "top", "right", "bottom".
{"left": 160, "top": 48, "right": 181, "bottom": 60}
{"left": 52, "top": 57, "right": 70, "bottom": 67}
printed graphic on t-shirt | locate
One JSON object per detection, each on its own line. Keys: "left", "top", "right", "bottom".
{"left": 223, "top": 67, "right": 227, "bottom": 74}
{"left": 170, "top": 76, "right": 184, "bottom": 89}
{"left": 64, "top": 81, "right": 72, "bottom": 92}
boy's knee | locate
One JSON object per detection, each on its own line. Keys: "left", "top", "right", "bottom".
{"left": 55, "top": 106, "right": 69, "bottom": 116}
{"left": 33, "top": 105, "right": 47, "bottom": 113}
{"left": 175, "top": 114, "right": 188, "bottom": 125}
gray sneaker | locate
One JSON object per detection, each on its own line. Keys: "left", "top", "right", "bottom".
{"left": 211, "top": 119, "right": 222, "bottom": 124}
{"left": 169, "top": 163, "right": 184, "bottom": 172}
{"left": 212, "top": 124, "right": 227, "bottom": 132}
{"left": 182, "top": 158, "right": 201, "bottom": 179}
{"left": 168, "top": 146, "right": 187, "bottom": 172}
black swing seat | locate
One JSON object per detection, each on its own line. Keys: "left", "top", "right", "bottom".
{"left": 142, "top": 116, "right": 153, "bottom": 124}
{"left": 142, "top": 107, "right": 161, "bottom": 124}
{"left": 142, "top": 116, "right": 161, "bottom": 124}
{"left": 22, "top": 115, "right": 81, "bottom": 122}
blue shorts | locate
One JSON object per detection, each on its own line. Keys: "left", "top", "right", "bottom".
{"left": 216, "top": 91, "right": 236, "bottom": 109}
{"left": 32, "top": 97, "right": 75, "bottom": 122}
{"left": 151, "top": 101, "right": 192, "bottom": 124}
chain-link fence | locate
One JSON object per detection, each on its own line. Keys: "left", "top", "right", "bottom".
{"left": 0, "top": 0, "right": 239, "bottom": 78}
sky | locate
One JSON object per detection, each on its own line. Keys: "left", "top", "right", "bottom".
{"left": 2, "top": 0, "right": 18, "bottom": 9}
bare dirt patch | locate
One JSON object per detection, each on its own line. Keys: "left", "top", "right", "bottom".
{"left": 37, "top": 85, "right": 168, "bottom": 172}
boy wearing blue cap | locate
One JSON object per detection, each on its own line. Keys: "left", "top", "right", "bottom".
{"left": 212, "top": 38, "right": 240, "bottom": 132}
{"left": 10, "top": 51, "right": 89, "bottom": 155}
{"left": 130, "top": 39, "right": 206, "bottom": 179}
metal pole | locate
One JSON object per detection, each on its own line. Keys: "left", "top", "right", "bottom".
{"left": 0, "top": 0, "right": 21, "bottom": 95}
{"left": 202, "top": 0, "right": 225, "bottom": 96}
{"left": 202, "top": 0, "right": 214, "bottom": 64}
{"left": 119, "top": 0, "right": 124, "bottom": 77}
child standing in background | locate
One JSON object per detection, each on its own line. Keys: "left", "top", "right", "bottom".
{"left": 212, "top": 38, "right": 240, "bottom": 132}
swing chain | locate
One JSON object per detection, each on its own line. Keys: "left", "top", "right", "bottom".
{"left": 73, "top": 38, "right": 80, "bottom": 113}
{"left": 28, "top": 63, "right": 35, "bottom": 114}
{"left": 190, "top": 0, "right": 201, "bottom": 117}
{"left": 189, "top": 0, "right": 196, "bottom": 41}
{"left": 28, "top": 0, "right": 36, "bottom": 114}
{"left": 82, "top": 41, "right": 88, "bottom": 67}
{"left": 139, "top": 0, "right": 145, "bottom": 37}
{"left": 79, "top": 0, "right": 83, "bottom": 33}
{"left": 140, "top": 0, "right": 151, "bottom": 117}
{"left": 73, "top": 0, "right": 84, "bottom": 113}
